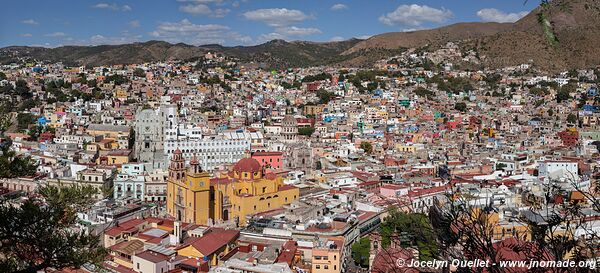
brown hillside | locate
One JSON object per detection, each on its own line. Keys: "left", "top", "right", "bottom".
{"left": 344, "top": 22, "right": 513, "bottom": 54}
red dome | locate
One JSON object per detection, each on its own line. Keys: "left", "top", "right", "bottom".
{"left": 233, "top": 158, "right": 262, "bottom": 173}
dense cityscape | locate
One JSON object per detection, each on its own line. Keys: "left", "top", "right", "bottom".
{"left": 1, "top": 0, "right": 600, "bottom": 273}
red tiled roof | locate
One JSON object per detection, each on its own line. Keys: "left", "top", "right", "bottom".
{"left": 357, "top": 211, "right": 378, "bottom": 223}
{"left": 278, "top": 185, "right": 297, "bottom": 191}
{"left": 135, "top": 250, "right": 169, "bottom": 263}
{"left": 179, "top": 258, "right": 210, "bottom": 271}
{"left": 407, "top": 185, "right": 449, "bottom": 198}
{"left": 188, "top": 228, "right": 239, "bottom": 256}
{"left": 275, "top": 240, "right": 297, "bottom": 265}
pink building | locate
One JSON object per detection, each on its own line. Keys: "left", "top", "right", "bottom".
{"left": 379, "top": 184, "right": 409, "bottom": 198}
{"left": 251, "top": 151, "right": 283, "bottom": 170}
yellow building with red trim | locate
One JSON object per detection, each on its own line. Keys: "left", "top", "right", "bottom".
{"left": 166, "top": 150, "right": 299, "bottom": 226}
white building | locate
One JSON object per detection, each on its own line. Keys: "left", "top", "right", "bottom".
{"left": 114, "top": 163, "right": 146, "bottom": 200}
{"left": 538, "top": 160, "right": 579, "bottom": 181}
{"left": 164, "top": 136, "right": 249, "bottom": 171}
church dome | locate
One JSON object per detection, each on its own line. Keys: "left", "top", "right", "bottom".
{"left": 233, "top": 158, "right": 262, "bottom": 173}
{"left": 282, "top": 114, "right": 297, "bottom": 127}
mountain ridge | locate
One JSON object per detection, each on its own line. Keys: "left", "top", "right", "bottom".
{"left": 2, "top": 0, "right": 599, "bottom": 70}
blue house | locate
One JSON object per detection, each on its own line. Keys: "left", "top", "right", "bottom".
{"left": 528, "top": 117, "right": 542, "bottom": 126}
{"left": 582, "top": 105, "right": 600, "bottom": 112}
{"left": 372, "top": 89, "right": 383, "bottom": 98}
{"left": 37, "top": 116, "right": 47, "bottom": 126}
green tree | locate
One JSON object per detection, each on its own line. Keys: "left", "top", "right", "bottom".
{"left": 316, "top": 89, "right": 334, "bottom": 104}
{"left": 0, "top": 71, "right": 6, "bottom": 81}
{"left": 0, "top": 139, "right": 38, "bottom": 178}
{"left": 556, "top": 90, "right": 570, "bottom": 103}
{"left": 454, "top": 102, "right": 467, "bottom": 112}
{"left": 360, "top": 141, "right": 373, "bottom": 154}
{"left": 351, "top": 237, "right": 371, "bottom": 267}
{"left": 0, "top": 185, "right": 107, "bottom": 272}
{"left": 301, "top": 72, "right": 332, "bottom": 83}
{"left": 566, "top": 113, "right": 577, "bottom": 124}
{"left": 0, "top": 113, "right": 12, "bottom": 132}
{"left": 133, "top": 68, "right": 146, "bottom": 78}
{"left": 15, "top": 79, "right": 32, "bottom": 99}
{"left": 557, "top": 83, "right": 575, "bottom": 103}
{"left": 298, "top": 127, "right": 315, "bottom": 136}
{"left": 367, "top": 81, "right": 378, "bottom": 91}
{"left": 380, "top": 209, "right": 439, "bottom": 261}
{"left": 529, "top": 87, "right": 548, "bottom": 96}
{"left": 105, "top": 74, "right": 129, "bottom": 85}
{"left": 16, "top": 113, "right": 36, "bottom": 131}
{"left": 414, "top": 87, "right": 434, "bottom": 98}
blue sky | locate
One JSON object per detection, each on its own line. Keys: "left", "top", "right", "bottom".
{"left": 1, "top": 0, "right": 539, "bottom": 47}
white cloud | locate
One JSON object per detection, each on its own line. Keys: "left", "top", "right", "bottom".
{"left": 356, "top": 35, "right": 372, "bottom": 40}
{"left": 212, "top": 8, "right": 231, "bottom": 17}
{"left": 129, "top": 20, "right": 140, "bottom": 28}
{"left": 180, "top": 3, "right": 211, "bottom": 14}
{"left": 44, "top": 32, "right": 67, "bottom": 37}
{"left": 20, "top": 33, "right": 33, "bottom": 37}
{"left": 379, "top": 4, "right": 452, "bottom": 27}
{"left": 179, "top": 3, "right": 230, "bottom": 17}
{"left": 477, "top": 8, "right": 528, "bottom": 23}
{"left": 256, "top": 26, "right": 321, "bottom": 44}
{"left": 51, "top": 32, "right": 142, "bottom": 46}
{"left": 150, "top": 19, "right": 251, "bottom": 45}
{"left": 276, "top": 26, "right": 321, "bottom": 36}
{"left": 331, "top": 4, "right": 348, "bottom": 11}
{"left": 92, "top": 3, "right": 132, "bottom": 11}
{"left": 243, "top": 8, "right": 309, "bottom": 27}
{"left": 21, "top": 19, "right": 39, "bottom": 25}
{"left": 330, "top": 36, "right": 345, "bottom": 42}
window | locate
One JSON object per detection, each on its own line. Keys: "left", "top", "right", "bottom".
{"left": 315, "top": 265, "right": 320, "bottom": 269}
{"left": 137, "top": 263, "right": 140, "bottom": 270}
{"left": 324, "top": 265, "right": 329, "bottom": 269}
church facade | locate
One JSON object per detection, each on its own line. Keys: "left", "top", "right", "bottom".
{"left": 166, "top": 149, "right": 299, "bottom": 226}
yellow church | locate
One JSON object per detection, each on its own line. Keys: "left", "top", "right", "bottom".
{"left": 166, "top": 149, "right": 299, "bottom": 226}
